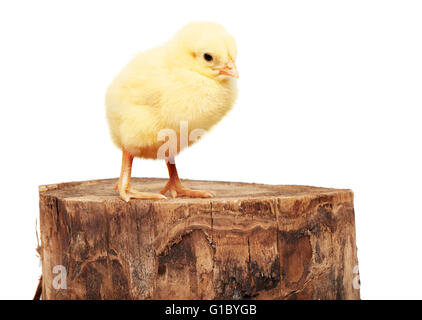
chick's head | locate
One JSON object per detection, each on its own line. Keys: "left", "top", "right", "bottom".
{"left": 168, "top": 22, "right": 238, "bottom": 81}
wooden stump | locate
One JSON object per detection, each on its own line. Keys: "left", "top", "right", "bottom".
{"left": 39, "top": 178, "right": 360, "bottom": 300}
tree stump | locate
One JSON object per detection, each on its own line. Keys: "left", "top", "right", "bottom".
{"left": 38, "top": 178, "right": 360, "bottom": 300}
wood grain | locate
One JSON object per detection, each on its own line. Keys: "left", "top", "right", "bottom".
{"left": 39, "top": 178, "right": 360, "bottom": 300}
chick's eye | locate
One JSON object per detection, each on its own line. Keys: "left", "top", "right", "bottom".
{"left": 203, "top": 53, "right": 213, "bottom": 62}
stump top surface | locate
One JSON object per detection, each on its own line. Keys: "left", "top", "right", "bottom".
{"left": 39, "top": 178, "right": 352, "bottom": 203}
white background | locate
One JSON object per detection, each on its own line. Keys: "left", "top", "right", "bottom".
{"left": 0, "top": 0, "right": 421, "bottom": 300}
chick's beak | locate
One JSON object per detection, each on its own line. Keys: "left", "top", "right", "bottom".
{"left": 219, "top": 60, "right": 239, "bottom": 78}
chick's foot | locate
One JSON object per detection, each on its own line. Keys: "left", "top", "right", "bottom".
{"left": 160, "top": 180, "right": 215, "bottom": 199}
{"left": 162, "top": 161, "right": 215, "bottom": 198}
{"left": 115, "top": 150, "right": 167, "bottom": 202}
{"left": 119, "top": 186, "right": 167, "bottom": 202}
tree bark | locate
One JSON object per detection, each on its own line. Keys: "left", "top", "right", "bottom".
{"left": 39, "top": 178, "right": 360, "bottom": 300}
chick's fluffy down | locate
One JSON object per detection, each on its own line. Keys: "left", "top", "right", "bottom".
{"left": 106, "top": 22, "right": 238, "bottom": 159}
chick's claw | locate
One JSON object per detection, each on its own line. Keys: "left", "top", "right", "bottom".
{"left": 161, "top": 184, "right": 215, "bottom": 199}
{"left": 120, "top": 189, "right": 167, "bottom": 202}
{"left": 174, "top": 187, "right": 215, "bottom": 199}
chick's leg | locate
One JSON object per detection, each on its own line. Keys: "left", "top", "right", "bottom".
{"left": 160, "top": 160, "right": 215, "bottom": 198}
{"left": 116, "top": 150, "right": 166, "bottom": 202}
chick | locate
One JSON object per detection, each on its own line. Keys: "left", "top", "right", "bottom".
{"left": 106, "top": 22, "right": 238, "bottom": 202}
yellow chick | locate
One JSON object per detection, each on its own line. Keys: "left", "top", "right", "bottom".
{"left": 106, "top": 22, "right": 238, "bottom": 202}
